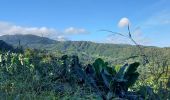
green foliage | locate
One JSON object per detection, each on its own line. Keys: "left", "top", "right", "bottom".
{"left": 93, "top": 58, "right": 113, "bottom": 76}
{"left": 2, "top": 34, "right": 170, "bottom": 65}
{"left": 83, "top": 58, "right": 140, "bottom": 99}
{"left": 0, "top": 48, "right": 169, "bottom": 100}
{"left": 124, "top": 62, "right": 140, "bottom": 87}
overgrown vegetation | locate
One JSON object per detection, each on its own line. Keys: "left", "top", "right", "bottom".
{"left": 0, "top": 47, "right": 169, "bottom": 99}
{"left": 0, "top": 25, "right": 170, "bottom": 99}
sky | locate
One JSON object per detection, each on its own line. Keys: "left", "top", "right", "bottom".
{"left": 0, "top": 0, "right": 170, "bottom": 47}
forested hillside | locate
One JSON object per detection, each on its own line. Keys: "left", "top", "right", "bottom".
{"left": 0, "top": 35, "right": 170, "bottom": 99}
{"left": 0, "top": 40, "right": 14, "bottom": 51}
{"left": 0, "top": 34, "right": 56, "bottom": 45}
{"left": 1, "top": 34, "right": 170, "bottom": 64}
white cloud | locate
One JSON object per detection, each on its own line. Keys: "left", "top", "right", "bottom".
{"left": 118, "top": 17, "right": 130, "bottom": 28}
{"left": 0, "top": 21, "right": 89, "bottom": 41}
{"left": 0, "top": 21, "right": 57, "bottom": 37}
{"left": 104, "top": 27, "right": 150, "bottom": 46}
{"left": 105, "top": 34, "right": 150, "bottom": 46}
{"left": 142, "top": 10, "right": 170, "bottom": 28}
{"left": 64, "top": 27, "right": 88, "bottom": 35}
{"left": 55, "top": 36, "right": 68, "bottom": 41}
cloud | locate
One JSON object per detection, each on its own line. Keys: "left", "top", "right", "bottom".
{"left": 64, "top": 27, "right": 88, "bottom": 35}
{"left": 0, "top": 21, "right": 89, "bottom": 41}
{"left": 142, "top": 10, "right": 170, "bottom": 28}
{"left": 0, "top": 21, "right": 58, "bottom": 37}
{"left": 118, "top": 17, "right": 130, "bottom": 28}
{"left": 105, "top": 34, "right": 150, "bottom": 46}
{"left": 104, "top": 27, "right": 150, "bottom": 46}
{"left": 133, "top": 28, "right": 151, "bottom": 45}
{"left": 55, "top": 36, "right": 68, "bottom": 41}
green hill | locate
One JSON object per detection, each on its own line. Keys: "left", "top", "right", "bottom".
{"left": 0, "top": 34, "right": 169, "bottom": 64}
{"left": 0, "top": 40, "right": 14, "bottom": 51}
{"left": 0, "top": 34, "right": 56, "bottom": 46}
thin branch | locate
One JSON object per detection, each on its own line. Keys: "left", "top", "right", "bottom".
{"left": 127, "top": 24, "right": 149, "bottom": 64}
{"left": 128, "top": 24, "right": 132, "bottom": 38}
{"left": 100, "top": 25, "right": 149, "bottom": 64}
{"left": 99, "top": 29, "right": 127, "bottom": 38}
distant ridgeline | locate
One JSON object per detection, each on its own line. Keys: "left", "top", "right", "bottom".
{"left": 0, "top": 34, "right": 170, "bottom": 64}
{"left": 0, "top": 34, "right": 56, "bottom": 46}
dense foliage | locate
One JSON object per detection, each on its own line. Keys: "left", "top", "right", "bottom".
{"left": 1, "top": 34, "right": 170, "bottom": 65}
{"left": 0, "top": 36, "right": 170, "bottom": 99}
{"left": 0, "top": 48, "right": 169, "bottom": 100}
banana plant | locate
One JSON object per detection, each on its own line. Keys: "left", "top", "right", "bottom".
{"left": 85, "top": 58, "right": 140, "bottom": 99}
{"left": 58, "top": 56, "right": 140, "bottom": 99}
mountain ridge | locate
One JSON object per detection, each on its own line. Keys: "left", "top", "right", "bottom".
{"left": 0, "top": 34, "right": 57, "bottom": 46}
{"left": 0, "top": 34, "right": 170, "bottom": 64}
{"left": 0, "top": 34, "right": 161, "bottom": 48}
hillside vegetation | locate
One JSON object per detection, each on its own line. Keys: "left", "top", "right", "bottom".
{"left": 1, "top": 34, "right": 170, "bottom": 64}
{"left": 0, "top": 35, "right": 170, "bottom": 99}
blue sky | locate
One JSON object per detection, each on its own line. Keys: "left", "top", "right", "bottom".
{"left": 0, "top": 0, "right": 170, "bottom": 47}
